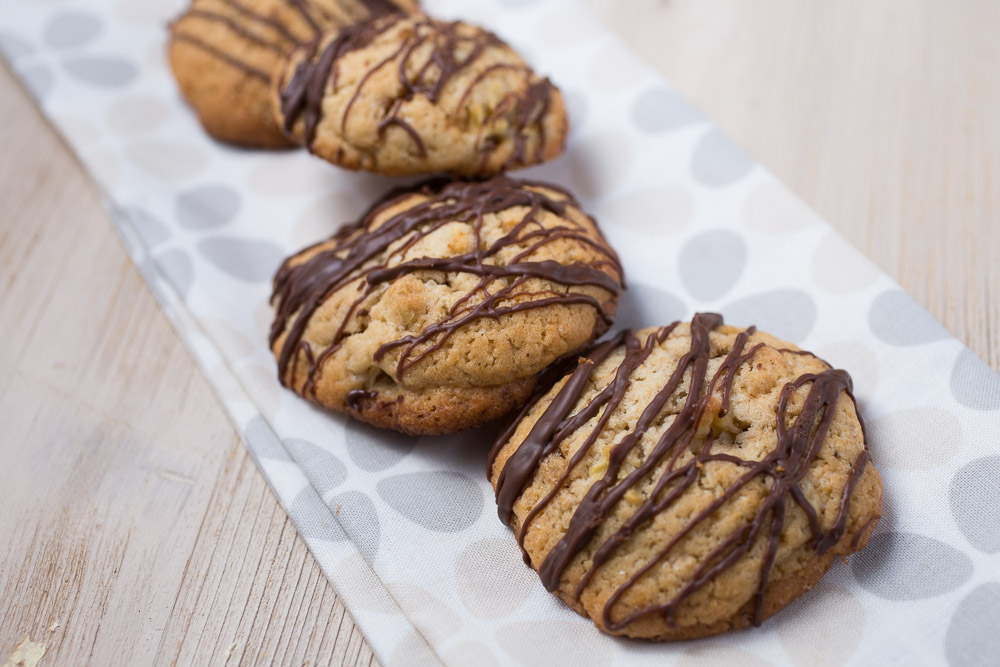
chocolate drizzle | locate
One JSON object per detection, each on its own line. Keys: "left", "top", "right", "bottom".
{"left": 170, "top": 0, "right": 410, "bottom": 81}
{"left": 490, "top": 314, "right": 874, "bottom": 631}
{"left": 278, "top": 14, "right": 558, "bottom": 166}
{"left": 270, "top": 176, "right": 623, "bottom": 395}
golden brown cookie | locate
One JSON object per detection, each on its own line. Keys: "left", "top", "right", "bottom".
{"left": 274, "top": 13, "right": 568, "bottom": 175}
{"left": 269, "top": 176, "right": 623, "bottom": 435}
{"left": 168, "top": 0, "right": 419, "bottom": 148}
{"left": 489, "top": 315, "right": 883, "bottom": 640}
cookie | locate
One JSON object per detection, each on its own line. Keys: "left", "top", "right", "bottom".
{"left": 489, "top": 315, "right": 883, "bottom": 640}
{"left": 269, "top": 176, "right": 623, "bottom": 435}
{"left": 274, "top": 13, "right": 568, "bottom": 175}
{"left": 168, "top": 0, "right": 419, "bottom": 147}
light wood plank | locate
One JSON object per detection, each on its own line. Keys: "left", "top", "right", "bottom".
{"left": 0, "top": 63, "right": 375, "bottom": 667}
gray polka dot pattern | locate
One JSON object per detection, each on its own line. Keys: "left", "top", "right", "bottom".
{"left": 176, "top": 185, "right": 241, "bottom": 230}
{"left": 615, "top": 282, "right": 687, "bottom": 331}
{"left": 285, "top": 439, "right": 348, "bottom": 496}
{"left": 19, "top": 64, "right": 53, "bottom": 100}
{"left": 123, "top": 207, "right": 170, "bottom": 247}
{"left": 679, "top": 230, "right": 747, "bottom": 301}
{"left": 869, "top": 289, "right": 951, "bottom": 346}
{"left": 45, "top": 12, "right": 102, "bottom": 49}
{"left": 945, "top": 584, "right": 1000, "bottom": 667}
{"left": 291, "top": 486, "right": 347, "bottom": 542}
{"left": 153, "top": 248, "right": 192, "bottom": 298}
{"left": 691, "top": 129, "right": 755, "bottom": 187}
{"left": 496, "top": 621, "right": 612, "bottom": 666}
{"left": 243, "top": 415, "right": 291, "bottom": 462}
{"left": 330, "top": 490, "right": 379, "bottom": 560}
{"left": 197, "top": 237, "right": 284, "bottom": 282}
{"left": 64, "top": 56, "right": 137, "bottom": 87}
{"left": 377, "top": 471, "right": 483, "bottom": 533}
{"left": 723, "top": 289, "right": 818, "bottom": 343}
{"left": 345, "top": 420, "right": 416, "bottom": 472}
{"left": 950, "top": 349, "right": 1000, "bottom": 411}
{"left": 851, "top": 531, "right": 973, "bottom": 600}
{"left": 455, "top": 538, "right": 536, "bottom": 619}
{"left": 949, "top": 456, "right": 1000, "bottom": 553}
{"left": 631, "top": 86, "right": 703, "bottom": 133}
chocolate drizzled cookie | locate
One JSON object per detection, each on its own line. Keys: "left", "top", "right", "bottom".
{"left": 274, "top": 13, "right": 568, "bottom": 175}
{"left": 269, "top": 176, "right": 623, "bottom": 434}
{"left": 489, "top": 315, "right": 883, "bottom": 640}
{"left": 168, "top": 0, "right": 419, "bottom": 147}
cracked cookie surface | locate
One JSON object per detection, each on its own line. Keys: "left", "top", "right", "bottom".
{"left": 489, "top": 315, "right": 883, "bottom": 640}
{"left": 168, "top": 0, "right": 418, "bottom": 147}
{"left": 275, "top": 13, "right": 568, "bottom": 175}
{"left": 269, "top": 176, "right": 623, "bottom": 434}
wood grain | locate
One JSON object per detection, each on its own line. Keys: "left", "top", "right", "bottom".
{"left": 1, "top": 2, "right": 998, "bottom": 666}
{"left": 0, "top": 63, "right": 376, "bottom": 666}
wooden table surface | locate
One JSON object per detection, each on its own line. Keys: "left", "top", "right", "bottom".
{"left": 2, "top": 1, "right": 997, "bottom": 665}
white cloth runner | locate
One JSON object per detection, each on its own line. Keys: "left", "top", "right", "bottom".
{"left": 3, "top": 0, "right": 998, "bottom": 664}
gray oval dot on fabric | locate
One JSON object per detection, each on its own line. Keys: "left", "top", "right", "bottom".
{"left": 344, "top": 419, "right": 416, "bottom": 472}
{"left": 45, "top": 11, "right": 102, "bottom": 49}
{"left": 774, "top": 582, "right": 864, "bottom": 667}
{"left": 496, "top": 620, "right": 613, "bottom": 667}
{"left": 176, "top": 185, "right": 242, "bottom": 230}
{"left": 631, "top": 86, "right": 703, "bottom": 133}
{"left": 64, "top": 56, "right": 137, "bottom": 88}
{"left": 851, "top": 531, "right": 973, "bottom": 600}
{"left": 376, "top": 471, "right": 483, "bottom": 533}
{"left": 443, "top": 641, "right": 499, "bottom": 667}
{"left": 690, "top": 128, "right": 755, "bottom": 187}
{"left": 455, "top": 537, "right": 537, "bottom": 619}
{"left": 950, "top": 348, "right": 1000, "bottom": 411}
{"left": 945, "top": 583, "right": 1000, "bottom": 667}
{"left": 568, "top": 131, "right": 634, "bottom": 199}
{"left": 743, "top": 182, "right": 821, "bottom": 234}
{"left": 243, "top": 415, "right": 291, "bottom": 462}
{"left": 598, "top": 185, "right": 695, "bottom": 237}
{"left": 387, "top": 630, "right": 440, "bottom": 667}
{"left": 868, "top": 289, "right": 951, "bottom": 346}
{"left": 814, "top": 341, "right": 879, "bottom": 397}
{"left": 676, "top": 645, "right": 776, "bottom": 667}
{"left": 679, "top": 230, "right": 747, "bottom": 301}
{"left": 284, "top": 439, "right": 348, "bottom": 496}
{"left": 723, "top": 289, "right": 818, "bottom": 343}
{"left": 868, "top": 407, "right": 961, "bottom": 472}
{"left": 153, "top": 248, "right": 192, "bottom": 298}
{"left": 386, "top": 582, "right": 463, "bottom": 644}
{"left": 329, "top": 490, "right": 379, "bottom": 560}
{"left": 290, "top": 486, "right": 347, "bottom": 542}
{"left": 120, "top": 206, "right": 170, "bottom": 248}
{"left": 810, "top": 231, "right": 880, "bottom": 294}
{"left": 18, "top": 64, "right": 54, "bottom": 101}
{"left": 127, "top": 141, "right": 209, "bottom": 182}
{"left": 949, "top": 456, "right": 1000, "bottom": 554}
{"left": 0, "top": 32, "right": 34, "bottom": 61}
{"left": 197, "top": 237, "right": 284, "bottom": 283}
{"left": 106, "top": 95, "right": 171, "bottom": 135}
{"left": 615, "top": 282, "right": 687, "bottom": 332}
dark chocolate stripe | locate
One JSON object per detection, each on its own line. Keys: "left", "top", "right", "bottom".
{"left": 270, "top": 176, "right": 623, "bottom": 396}
{"left": 493, "top": 314, "right": 874, "bottom": 630}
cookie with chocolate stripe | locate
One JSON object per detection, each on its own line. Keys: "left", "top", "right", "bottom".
{"left": 168, "top": 0, "right": 419, "bottom": 147}
{"left": 269, "top": 176, "right": 623, "bottom": 434}
{"left": 489, "top": 315, "right": 883, "bottom": 640}
{"left": 274, "top": 13, "right": 568, "bottom": 175}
